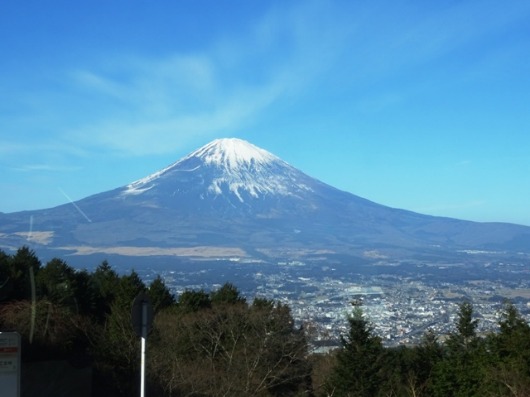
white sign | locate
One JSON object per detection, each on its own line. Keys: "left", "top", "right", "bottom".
{"left": 0, "top": 332, "right": 21, "bottom": 397}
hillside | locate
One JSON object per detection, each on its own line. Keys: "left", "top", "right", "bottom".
{"left": 1, "top": 138, "right": 529, "bottom": 263}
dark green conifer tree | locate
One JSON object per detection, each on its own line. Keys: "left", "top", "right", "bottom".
{"left": 91, "top": 260, "right": 120, "bottom": 322}
{"left": 484, "top": 301, "right": 530, "bottom": 396}
{"left": 177, "top": 289, "right": 211, "bottom": 312}
{"left": 0, "top": 249, "right": 12, "bottom": 301}
{"left": 92, "top": 270, "right": 147, "bottom": 396}
{"left": 9, "top": 246, "right": 41, "bottom": 300}
{"left": 432, "top": 301, "right": 487, "bottom": 397}
{"left": 210, "top": 282, "right": 246, "bottom": 306}
{"left": 148, "top": 275, "right": 175, "bottom": 313}
{"left": 326, "top": 307, "right": 384, "bottom": 396}
{"left": 37, "top": 258, "right": 76, "bottom": 307}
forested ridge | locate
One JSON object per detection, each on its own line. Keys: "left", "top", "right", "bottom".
{"left": 2, "top": 246, "right": 530, "bottom": 396}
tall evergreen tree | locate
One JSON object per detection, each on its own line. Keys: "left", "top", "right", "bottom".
{"left": 9, "top": 246, "right": 41, "bottom": 300}
{"left": 148, "top": 275, "right": 175, "bottom": 313}
{"left": 0, "top": 249, "right": 12, "bottom": 301}
{"left": 327, "top": 307, "right": 384, "bottom": 396}
{"left": 93, "top": 270, "right": 147, "bottom": 397}
{"left": 210, "top": 282, "right": 246, "bottom": 306}
{"left": 432, "top": 301, "right": 486, "bottom": 397}
{"left": 72, "top": 268, "right": 98, "bottom": 316}
{"left": 454, "top": 301, "right": 479, "bottom": 349}
{"left": 37, "top": 258, "right": 76, "bottom": 307}
{"left": 485, "top": 302, "right": 530, "bottom": 396}
{"left": 91, "top": 260, "right": 120, "bottom": 322}
{"left": 177, "top": 289, "right": 211, "bottom": 312}
{"left": 416, "top": 328, "right": 443, "bottom": 395}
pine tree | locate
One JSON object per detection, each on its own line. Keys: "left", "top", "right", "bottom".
{"left": 0, "top": 249, "right": 12, "bottom": 301}
{"left": 177, "top": 289, "right": 211, "bottom": 312}
{"left": 454, "top": 301, "right": 479, "bottom": 349}
{"left": 91, "top": 260, "right": 120, "bottom": 322}
{"left": 432, "top": 301, "right": 486, "bottom": 397}
{"left": 37, "top": 258, "right": 77, "bottom": 307}
{"left": 210, "top": 282, "right": 246, "bottom": 306}
{"left": 485, "top": 302, "right": 530, "bottom": 396}
{"left": 327, "top": 307, "right": 384, "bottom": 396}
{"left": 9, "top": 246, "right": 41, "bottom": 300}
{"left": 148, "top": 275, "right": 175, "bottom": 313}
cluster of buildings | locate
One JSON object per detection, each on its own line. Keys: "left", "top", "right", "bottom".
{"left": 141, "top": 258, "right": 530, "bottom": 348}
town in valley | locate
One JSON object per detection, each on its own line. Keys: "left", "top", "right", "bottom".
{"left": 122, "top": 251, "right": 530, "bottom": 349}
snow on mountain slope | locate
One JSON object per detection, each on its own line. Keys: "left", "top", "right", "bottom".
{"left": 1, "top": 137, "right": 530, "bottom": 261}
{"left": 123, "top": 138, "right": 314, "bottom": 203}
{"left": 189, "top": 138, "right": 277, "bottom": 169}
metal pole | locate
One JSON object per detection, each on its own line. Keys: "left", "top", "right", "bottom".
{"left": 141, "top": 301, "right": 147, "bottom": 397}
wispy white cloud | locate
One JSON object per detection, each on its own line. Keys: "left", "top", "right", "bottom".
{"left": 69, "top": 59, "right": 278, "bottom": 155}
{"left": 0, "top": 137, "right": 92, "bottom": 183}
{"left": 63, "top": 1, "right": 356, "bottom": 156}
{"left": 5, "top": 0, "right": 530, "bottom": 159}
{"left": 82, "top": 90, "right": 283, "bottom": 155}
{"left": 10, "top": 164, "right": 81, "bottom": 172}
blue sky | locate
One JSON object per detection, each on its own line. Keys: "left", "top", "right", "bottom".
{"left": 1, "top": 0, "right": 530, "bottom": 225}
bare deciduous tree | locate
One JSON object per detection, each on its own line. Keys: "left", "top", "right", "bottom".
{"left": 150, "top": 300, "right": 312, "bottom": 396}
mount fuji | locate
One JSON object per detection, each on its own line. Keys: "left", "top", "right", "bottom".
{"left": 1, "top": 138, "right": 530, "bottom": 264}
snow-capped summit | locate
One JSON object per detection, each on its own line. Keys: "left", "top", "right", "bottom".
{"left": 124, "top": 138, "right": 312, "bottom": 202}
{"left": 185, "top": 138, "right": 278, "bottom": 170}
{"left": 2, "top": 137, "right": 530, "bottom": 262}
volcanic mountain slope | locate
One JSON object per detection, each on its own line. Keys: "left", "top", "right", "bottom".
{"left": 1, "top": 138, "right": 530, "bottom": 261}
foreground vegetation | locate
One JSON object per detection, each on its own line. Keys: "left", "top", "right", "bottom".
{"left": 1, "top": 247, "right": 530, "bottom": 396}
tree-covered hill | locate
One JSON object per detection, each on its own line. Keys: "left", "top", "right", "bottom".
{"left": 1, "top": 247, "right": 530, "bottom": 396}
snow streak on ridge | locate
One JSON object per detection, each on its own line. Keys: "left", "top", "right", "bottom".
{"left": 123, "top": 138, "right": 312, "bottom": 200}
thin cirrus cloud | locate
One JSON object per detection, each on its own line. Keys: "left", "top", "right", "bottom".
{"left": 10, "top": 164, "right": 81, "bottom": 173}
{"left": 66, "top": 2, "right": 355, "bottom": 156}
{"left": 70, "top": 61, "right": 287, "bottom": 156}
{"left": 69, "top": 59, "right": 285, "bottom": 156}
{"left": 75, "top": 82, "right": 285, "bottom": 156}
{"left": 7, "top": 0, "right": 530, "bottom": 160}
{"left": 0, "top": 139, "right": 88, "bottom": 174}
